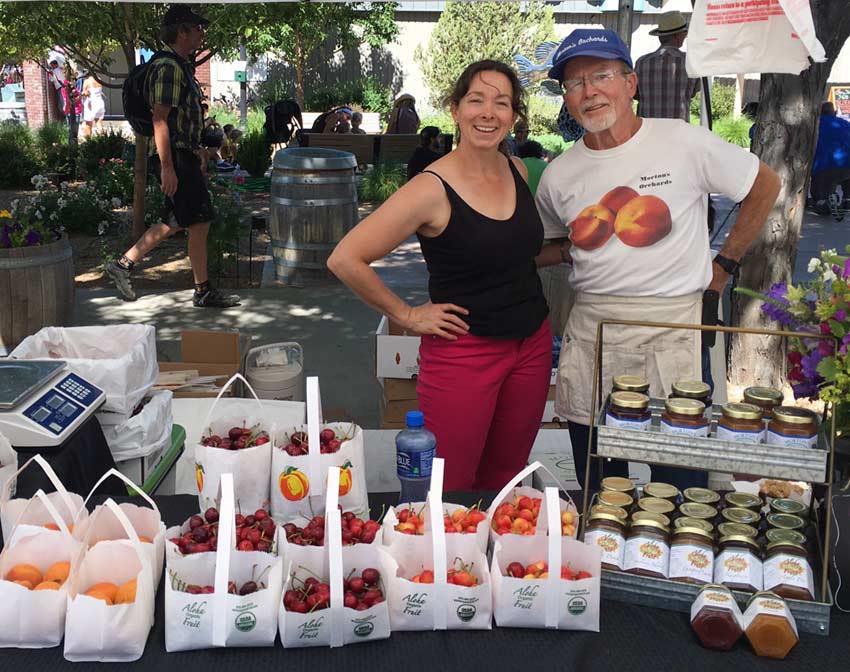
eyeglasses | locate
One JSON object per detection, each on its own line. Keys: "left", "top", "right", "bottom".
{"left": 560, "top": 70, "right": 629, "bottom": 96}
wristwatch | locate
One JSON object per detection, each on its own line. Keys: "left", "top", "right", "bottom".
{"left": 713, "top": 254, "right": 740, "bottom": 275}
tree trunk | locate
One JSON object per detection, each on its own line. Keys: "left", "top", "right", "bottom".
{"left": 294, "top": 40, "right": 305, "bottom": 108}
{"left": 728, "top": 1, "right": 850, "bottom": 389}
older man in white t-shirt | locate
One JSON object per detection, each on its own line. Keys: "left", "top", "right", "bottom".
{"left": 534, "top": 29, "right": 780, "bottom": 492}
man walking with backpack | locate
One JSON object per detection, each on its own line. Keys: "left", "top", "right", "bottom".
{"left": 106, "top": 5, "right": 239, "bottom": 307}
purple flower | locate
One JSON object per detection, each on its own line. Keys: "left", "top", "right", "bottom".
{"left": 833, "top": 264, "right": 842, "bottom": 275}
{"left": 801, "top": 350, "right": 825, "bottom": 381}
{"left": 837, "top": 309, "right": 848, "bottom": 322}
{"left": 818, "top": 340, "right": 835, "bottom": 357}
{"left": 760, "top": 282, "right": 794, "bottom": 326}
{"left": 840, "top": 333, "right": 850, "bottom": 356}
{"left": 792, "top": 381, "right": 820, "bottom": 399}
{"left": 843, "top": 258, "right": 850, "bottom": 278}
{"left": 23, "top": 229, "right": 41, "bottom": 246}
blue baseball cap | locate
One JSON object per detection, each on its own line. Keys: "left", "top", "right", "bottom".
{"left": 547, "top": 29, "right": 633, "bottom": 81}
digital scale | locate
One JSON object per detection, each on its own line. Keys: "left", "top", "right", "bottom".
{"left": 0, "top": 360, "right": 105, "bottom": 448}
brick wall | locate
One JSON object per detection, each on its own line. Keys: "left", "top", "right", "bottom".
{"left": 23, "top": 61, "right": 49, "bottom": 129}
{"left": 196, "top": 52, "right": 211, "bottom": 101}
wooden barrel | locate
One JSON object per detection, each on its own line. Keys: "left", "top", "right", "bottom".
{"left": 0, "top": 235, "right": 75, "bottom": 354}
{"left": 269, "top": 147, "right": 358, "bottom": 286}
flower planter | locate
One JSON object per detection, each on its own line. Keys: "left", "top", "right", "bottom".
{"left": 0, "top": 234, "right": 75, "bottom": 354}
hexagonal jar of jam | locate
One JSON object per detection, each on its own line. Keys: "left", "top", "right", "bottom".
{"left": 622, "top": 518, "right": 670, "bottom": 579}
{"left": 670, "top": 380, "right": 712, "bottom": 407}
{"left": 660, "top": 398, "right": 709, "bottom": 437}
{"left": 717, "top": 403, "right": 765, "bottom": 444}
{"left": 612, "top": 374, "right": 650, "bottom": 394}
{"left": 606, "top": 391, "right": 651, "bottom": 430}
{"left": 714, "top": 535, "right": 763, "bottom": 593}
{"left": 743, "top": 386, "right": 783, "bottom": 420}
{"left": 743, "top": 591, "right": 799, "bottom": 659}
{"left": 766, "top": 407, "right": 819, "bottom": 449}
{"left": 690, "top": 584, "right": 744, "bottom": 651}
{"left": 669, "top": 526, "right": 715, "bottom": 585}
{"left": 763, "top": 541, "right": 814, "bottom": 601}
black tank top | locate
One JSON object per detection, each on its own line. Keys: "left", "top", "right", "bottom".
{"left": 417, "top": 158, "right": 549, "bottom": 339}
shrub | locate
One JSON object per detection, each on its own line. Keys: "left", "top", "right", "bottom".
{"left": 690, "top": 82, "right": 737, "bottom": 121}
{"left": 78, "top": 129, "right": 128, "bottom": 176}
{"left": 419, "top": 110, "right": 455, "bottom": 135}
{"left": 712, "top": 115, "right": 752, "bottom": 149}
{"left": 208, "top": 183, "right": 247, "bottom": 278}
{"left": 236, "top": 129, "right": 272, "bottom": 178}
{"left": 208, "top": 105, "right": 266, "bottom": 134}
{"left": 89, "top": 158, "right": 134, "bottom": 205}
{"left": 144, "top": 182, "right": 166, "bottom": 228}
{"left": 358, "top": 161, "right": 406, "bottom": 202}
{"left": 14, "top": 177, "right": 115, "bottom": 236}
{"left": 527, "top": 96, "right": 562, "bottom": 136}
{"left": 305, "top": 76, "right": 394, "bottom": 121}
{"left": 0, "top": 123, "right": 39, "bottom": 188}
{"left": 535, "top": 134, "right": 573, "bottom": 159}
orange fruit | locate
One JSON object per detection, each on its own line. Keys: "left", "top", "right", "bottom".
{"left": 45, "top": 561, "right": 71, "bottom": 585}
{"left": 114, "top": 578, "right": 137, "bottom": 604}
{"left": 43, "top": 522, "right": 73, "bottom": 532}
{"left": 138, "top": 536, "right": 152, "bottom": 543}
{"left": 13, "top": 580, "right": 34, "bottom": 590}
{"left": 34, "top": 581, "right": 61, "bottom": 591}
{"left": 85, "top": 582, "right": 118, "bottom": 603}
{"left": 84, "top": 589, "right": 113, "bottom": 605}
{"left": 6, "top": 564, "right": 43, "bottom": 586}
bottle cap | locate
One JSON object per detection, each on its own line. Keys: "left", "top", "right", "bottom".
{"left": 405, "top": 410, "right": 424, "bottom": 428}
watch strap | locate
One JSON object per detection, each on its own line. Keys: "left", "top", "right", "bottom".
{"left": 713, "top": 254, "right": 740, "bottom": 275}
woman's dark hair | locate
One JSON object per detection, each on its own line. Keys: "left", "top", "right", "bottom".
{"left": 517, "top": 140, "right": 544, "bottom": 159}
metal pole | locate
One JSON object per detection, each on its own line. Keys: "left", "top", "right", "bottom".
{"left": 617, "top": 0, "right": 634, "bottom": 49}
{"left": 239, "top": 42, "right": 248, "bottom": 131}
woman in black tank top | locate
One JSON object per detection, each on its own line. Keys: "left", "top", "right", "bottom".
{"left": 328, "top": 60, "right": 552, "bottom": 491}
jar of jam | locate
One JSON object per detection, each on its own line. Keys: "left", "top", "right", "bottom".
{"left": 690, "top": 584, "right": 744, "bottom": 651}
{"left": 636, "top": 496, "right": 676, "bottom": 517}
{"left": 671, "top": 380, "right": 712, "bottom": 406}
{"left": 679, "top": 502, "right": 718, "bottom": 522}
{"left": 743, "top": 591, "right": 799, "bottom": 659}
{"left": 765, "top": 529, "right": 806, "bottom": 546}
{"left": 631, "top": 510, "right": 671, "bottom": 528}
{"left": 717, "top": 522, "right": 758, "bottom": 539}
{"left": 590, "top": 503, "right": 629, "bottom": 522}
{"left": 623, "top": 518, "right": 670, "bottom": 579}
{"left": 643, "top": 482, "right": 680, "bottom": 503}
{"left": 670, "top": 527, "right": 715, "bottom": 585}
{"left": 743, "top": 386, "right": 784, "bottom": 420}
{"left": 714, "top": 535, "right": 763, "bottom": 592}
{"left": 683, "top": 487, "right": 721, "bottom": 506}
{"left": 723, "top": 492, "right": 762, "bottom": 511}
{"left": 584, "top": 512, "right": 627, "bottom": 571}
{"left": 766, "top": 407, "right": 819, "bottom": 449}
{"left": 764, "top": 541, "right": 814, "bottom": 601}
{"left": 717, "top": 403, "right": 765, "bottom": 444}
{"left": 613, "top": 374, "right": 650, "bottom": 394}
{"left": 606, "top": 391, "right": 652, "bottom": 430}
{"left": 601, "top": 476, "right": 635, "bottom": 496}
{"left": 766, "top": 513, "right": 805, "bottom": 532}
{"left": 597, "top": 490, "right": 634, "bottom": 510}
{"left": 674, "top": 517, "right": 714, "bottom": 535}
{"left": 660, "top": 398, "right": 709, "bottom": 437}
{"left": 720, "top": 507, "right": 760, "bottom": 527}
{"left": 769, "top": 498, "right": 808, "bottom": 518}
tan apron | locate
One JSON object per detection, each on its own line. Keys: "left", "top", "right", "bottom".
{"left": 556, "top": 291, "right": 703, "bottom": 425}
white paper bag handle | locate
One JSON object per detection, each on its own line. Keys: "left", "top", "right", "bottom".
{"left": 199, "top": 372, "right": 265, "bottom": 434}
{"left": 100, "top": 498, "right": 154, "bottom": 607}
{"left": 212, "top": 473, "right": 235, "bottom": 647}
{"left": 305, "top": 377, "right": 325, "bottom": 497}
{"left": 1, "top": 454, "right": 78, "bottom": 523}
{"left": 544, "top": 487, "right": 562, "bottom": 629}
{"left": 77, "top": 468, "right": 161, "bottom": 522}
{"left": 427, "top": 458, "right": 447, "bottom": 630}
{"left": 486, "top": 461, "right": 576, "bottom": 521}
{"left": 325, "top": 466, "right": 344, "bottom": 647}
{"left": 9, "top": 488, "right": 75, "bottom": 541}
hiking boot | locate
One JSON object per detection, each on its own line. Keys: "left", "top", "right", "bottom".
{"left": 192, "top": 286, "right": 241, "bottom": 308}
{"left": 104, "top": 260, "right": 137, "bottom": 301}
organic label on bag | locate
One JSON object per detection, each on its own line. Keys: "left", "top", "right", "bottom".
{"left": 454, "top": 596, "right": 478, "bottom": 622}
{"left": 605, "top": 412, "right": 650, "bottom": 431}
{"left": 764, "top": 554, "right": 814, "bottom": 597}
{"left": 669, "top": 543, "right": 714, "bottom": 584}
{"left": 623, "top": 535, "right": 669, "bottom": 577}
{"left": 584, "top": 529, "right": 625, "bottom": 569}
{"left": 713, "top": 550, "right": 763, "bottom": 590}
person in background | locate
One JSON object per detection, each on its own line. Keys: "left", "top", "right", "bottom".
{"left": 335, "top": 120, "right": 351, "bottom": 134}
{"left": 329, "top": 60, "right": 551, "bottom": 491}
{"left": 507, "top": 120, "right": 529, "bottom": 155}
{"left": 47, "top": 58, "right": 66, "bottom": 120}
{"left": 406, "top": 125, "right": 443, "bottom": 181}
{"left": 81, "top": 73, "right": 106, "bottom": 138}
{"left": 811, "top": 101, "right": 850, "bottom": 215}
{"left": 386, "top": 93, "right": 420, "bottom": 134}
{"left": 634, "top": 11, "right": 699, "bottom": 122}
{"left": 351, "top": 111, "right": 367, "bottom": 134}
{"left": 517, "top": 140, "right": 548, "bottom": 197}
{"left": 310, "top": 106, "right": 352, "bottom": 134}
{"left": 743, "top": 102, "right": 759, "bottom": 142}
{"left": 61, "top": 68, "right": 83, "bottom": 128}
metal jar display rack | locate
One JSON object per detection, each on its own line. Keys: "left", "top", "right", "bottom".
{"left": 580, "top": 319, "right": 837, "bottom": 635}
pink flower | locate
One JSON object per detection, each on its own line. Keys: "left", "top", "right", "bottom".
{"left": 820, "top": 322, "right": 832, "bottom": 334}
{"left": 787, "top": 366, "right": 805, "bottom": 383}
{"left": 787, "top": 350, "right": 803, "bottom": 365}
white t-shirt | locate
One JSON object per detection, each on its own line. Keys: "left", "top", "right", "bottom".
{"left": 536, "top": 118, "right": 759, "bottom": 297}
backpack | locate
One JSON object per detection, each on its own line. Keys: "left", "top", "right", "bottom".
{"left": 264, "top": 99, "right": 303, "bottom": 143}
{"left": 122, "top": 51, "right": 189, "bottom": 137}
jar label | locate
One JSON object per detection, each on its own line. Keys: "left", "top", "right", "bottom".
{"left": 713, "top": 550, "right": 763, "bottom": 591}
{"left": 397, "top": 447, "right": 435, "bottom": 479}
{"left": 660, "top": 419, "right": 709, "bottom": 438}
{"left": 741, "top": 596, "right": 798, "bottom": 637}
{"left": 716, "top": 424, "right": 766, "bottom": 444}
{"left": 764, "top": 553, "right": 814, "bottom": 598}
{"left": 605, "top": 412, "right": 650, "bottom": 431}
{"left": 670, "top": 543, "right": 714, "bottom": 584}
{"left": 623, "top": 535, "right": 669, "bottom": 577}
{"left": 584, "top": 529, "right": 625, "bottom": 570}
{"left": 766, "top": 429, "right": 818, "bottom": 450}
{"left": 690, "top": 588, "right": 744, "bottom": 626}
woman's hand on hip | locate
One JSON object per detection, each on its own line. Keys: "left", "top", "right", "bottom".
{"left": 405, "top": 302, "right": 470, "bottom": 340}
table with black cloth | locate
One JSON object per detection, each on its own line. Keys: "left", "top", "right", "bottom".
{"left": 1, "top": 491, "right": 848, "bottom": 672}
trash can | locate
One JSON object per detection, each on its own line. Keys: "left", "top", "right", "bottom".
{"left": 269, "top": 147, "right": 358, "bottom": 286}
{"left": 245, "top": 343, "right": 304, "bottom": 402}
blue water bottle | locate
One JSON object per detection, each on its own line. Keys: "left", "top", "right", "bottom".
{"left": 396, "top": 410, "right": 436, "bottom": 504}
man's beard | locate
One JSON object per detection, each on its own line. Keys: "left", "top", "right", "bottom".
{"left": 577, "top": 99, "right": 618, "bottom": 133}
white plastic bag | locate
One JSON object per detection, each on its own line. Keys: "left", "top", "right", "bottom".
{"left": 0, "top": 432, "right": 16, "bottom": 503}
{"left": 101, "top": 390, "right": 173, "bottom": 462}
{"left": 381, "top": 500, "right": 489, "bottom": 554}
{"left": 195, "top": 374, "right": 273, "bottom": 514}
{"left": 686, "top": 0, "right": 825, "bottom": 76}
{"left": 63, "top": 500, "right": 156, "bottom": 662}
{"left": 165, "top": 473, "right": 283, "bottom": 651}
{"left": 10, "top": 324, "right": 158, "bottom": 417}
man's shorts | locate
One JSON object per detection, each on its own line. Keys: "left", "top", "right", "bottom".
{"left": 149, "top": 148, "right": 214, "bottom": 229}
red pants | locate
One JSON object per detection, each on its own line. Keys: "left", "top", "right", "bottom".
{"left": 416, "top": 319, "right": 551, "bottom": 491}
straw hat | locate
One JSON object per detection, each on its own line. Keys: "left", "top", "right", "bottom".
{"left": 649, "top": 11, "right": 689, "bottom": 36}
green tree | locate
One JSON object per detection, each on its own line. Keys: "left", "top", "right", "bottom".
{"left": 415, "top": 1, "right": 555, "bottom": 107}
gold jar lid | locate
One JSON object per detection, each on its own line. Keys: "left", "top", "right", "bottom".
{"left": 765, "top": 529, "right": 807, "bottom": 545}
{"left": 629, "top": 517, "right": 669, "bottom": 533}
{"left": 766, "top": 512, "right": 805, "bottom": 530}
{"left": 679, "top": 502, "right": 717, "bottom": 519}
{"left": 613, "top": 374, "right": 650, "bottom": 392}
{"left": 724, "top": 492, "right": 762, "bottom": 510}
{"left": 717, "top": 522, "right": 758, "bottom": 539}
{"left": 643, "top": 482, "right": 680, "bottom": 500}
{"left": 721, "top": 507, "right": 760, "bottom": 525}
{"left": 672, "top": 526, "right": 713, "bottom": 541}
{"left": 744, "top": 386, "right": 784, "bottom": 404}
{"left": 765, "top": 540, "right": 808, "bottom": 554}
{"left": 637, "top": 497, "right": 676, "bottom": 515}
{"left": 665, "top": 397, "right": 706, "bottom": 416}
{"left": 683, "top": 487, "right": 721, "bottom": 505}
{"left": 631, "top": 511, "right": 671, "bottom": 528}
{"left": 671, "top": 380, "right": 711, "bottom": 399}
{"left": 769, "top": 498, "right": 808, "bottom": 516}
{"left": 747, "top": 591, "right": 786, "bottom": 608}
{"left": 772, "top": 406, "right": 818, "bottom": 425}
{"left": 721, "top": 402, "right": 763, "bottom": 421}
{"left": 601, "top": 476, "right": 635, "bottom": 493}
{"left": 588, "top": 511, "right": 626, "bottom": 526}
{"left": 591, "top": 504, "right": 629, "bottom": 521}
{"left": 719, "top": 535, "right": 760, "bottom": 551}
{"left": 598, "top": 491, "right": 634, "bottom": 509}
{"left": 610, "top": 391, "right": 650, "bottom": 410}
{"left": 674, "top": 517, "right": 714, "bottom": 533}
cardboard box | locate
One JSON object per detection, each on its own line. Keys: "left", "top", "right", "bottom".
{"left": 375, "top": 316, "right": 420, "bottom": 379}
{"left": 379, "top": 377, "right": 418, "bottom": 401}
{"left": 157, "top": 330, "right": 252, "bottom": 398}
{"left": 379, "top": 396, "right": 419, "bottom": 426}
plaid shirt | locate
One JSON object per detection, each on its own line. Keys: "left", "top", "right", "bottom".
{"left": 634, "top": 46, "right": 699, "bottom": 122}
{"left": 145, "top": 46, "right": 203, "bottom": 154}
